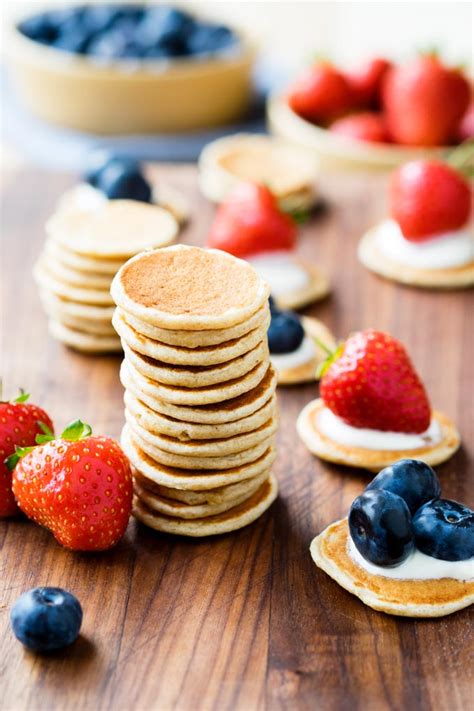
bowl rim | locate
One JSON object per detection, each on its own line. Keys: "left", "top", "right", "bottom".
{"left": 267, "top": 93, "right": 451, "bottom": 163}
{"left": 6, "top": 5, "right": 256, "bottom": 79}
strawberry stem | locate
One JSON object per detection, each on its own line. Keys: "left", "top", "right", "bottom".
{"left": 14, "top": 389, "right": 30, "bottom": 404}
{"left": 60, "top": 420, "right": 92, "bottom": 441}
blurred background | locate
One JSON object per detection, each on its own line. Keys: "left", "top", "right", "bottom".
{"left": 1, "top": 1, "right": 472, "bottom": 170}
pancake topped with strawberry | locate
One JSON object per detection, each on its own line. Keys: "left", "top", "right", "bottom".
{"left": 358, "top": 158, "right": 474, "bottom": 288}
{"left": 207, "top": 182, "right": 330, "bottom": 310}
{"left": 297, "top": 329, "right": 460, "bottom": 471}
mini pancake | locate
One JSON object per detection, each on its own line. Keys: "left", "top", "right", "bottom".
{"left": 121, "top": 358, "right": 269, "bottom": 407}
{"left": 121, "top": 303, "right": 268, "bottom": 348}
{"left": 273, "top": 260, "right": 330, "bottom": 311}
{"left": 122, "top": 339, "right": 269, "bottom": 388}
{"left": 110, "top": 245, "right": 270, "bottom": 330}
{"left": 120, "top": 361, "right": 277, "bottom": 424}
{"left": 34, "top": 261, "right": 115, "bottom": 305}
{"left": 44, "top": 240, "right": 125, "bottom": 276}
{"left": 297, "top": 398, "right": 461, "bottom": 472}
{"left": 273, "top": 316, "right": 336, "bottom": 386}
{"left": 133, "top": 474, "right": 278, "bottom": 537}
{"left": 127, "top": 422, "right": 275, "bottom": 470}
{"left": 125, "top": 407, "right": 278, "bottom": 457}
{"left": 39, "top": 290, "right": 115, "bottom": 322}
{"left": 124, "top": 389, "right": 277, "bottom": 441}
{"left": 198, "top": 133, "right": 318, "bottom": 210}
{"left": 46, "top": 199, "right": 178, "bottom": 259}
{"left": 134, "top": 470, "right": 269, "bottom": 519}
{"left": 42, "top": 307, "right": 117, "bottom": 336}
{"left": 310, "top": 519, "right": 474, "bottom": 617}
{"left": 133, "top": 466, "right": 270, "bottom": 505}
{"left": 121, "top": 425, "right": 277, "bottom": 488}
{"left": 48, "top": 319, "right": 122, "bottom": 353}
{"left": 358, "top": 226, "right": 474, "bottom": 289}
{"left": 41, "top": 254, "right": 113, "bottom": 290}
{"left": 113, "top": 309, "right": 270, "bottom": 367}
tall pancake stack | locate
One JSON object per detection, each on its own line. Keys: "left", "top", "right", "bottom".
{"left": 34, "top": 200, "right": 178, "bottom": 353}
{"left": 111, "top": 245, "right": 279, "bottom": 536}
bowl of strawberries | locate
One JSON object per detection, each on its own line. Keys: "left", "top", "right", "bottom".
{"left": 268, "top": 53, "right": 473, "bottom": 170}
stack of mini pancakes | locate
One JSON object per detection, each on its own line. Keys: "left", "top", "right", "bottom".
{"left": 34, "top": 200, "right": 178, "bottom": 353}
{"left": 111, "top": 244, "right": 279, "bottom": 536}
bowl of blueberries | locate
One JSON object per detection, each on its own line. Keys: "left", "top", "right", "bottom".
{"left": 7, "top": 3, "right": 255, "bottom": 133}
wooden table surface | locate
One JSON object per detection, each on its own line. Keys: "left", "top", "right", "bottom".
{"left": 1, "top": 165, "right": 473, "bottom": 711}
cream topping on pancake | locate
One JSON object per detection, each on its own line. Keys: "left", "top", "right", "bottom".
{"left": 317, "top": 407, "right": 442, "bottom": 451}
{"left": 270, "top": 335, "right": 316, "bottom": 372}
{"left": 59, "top": 183, "right": 108, "bottom": 212}
{"left": 373, "top": 219, "right": 474, "bottom": 270}
{"left": 348, "top": 536, "right": 474, "bottom": 581}
{"left": 246, "top": 251, "right": 311, "bottom": 297}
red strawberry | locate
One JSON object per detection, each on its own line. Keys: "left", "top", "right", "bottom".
{"left": 389, "top": 160, "right": 471, "bottom": 241}
{"left": 11, "top": 420, "right": 133, "bottom": 550}
{"left": 457, "top": 101, "right": 474, "bottom": 141}
{"left": 330, "top": 112, "right": 390, "bottom": 143}
{"left": 319, "top": 330, "right": 431, "bottom": 434}
{"left": 382, "top": 55, "right": 470, "bottom": 146}
{"left": 288, "top": 63, "right": 354, "bottom": 123}
{"left": 207, "top": 182, "right": 297, "bottom": 258}
{"left": 0, "top": 391, "right": 53, "bottom": 518}
{"left": 345, "top": 57, "right": 392, "bottom": 108}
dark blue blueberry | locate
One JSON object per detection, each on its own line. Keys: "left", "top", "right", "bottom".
{"left": 135, "top": 7, "right": 195, "bottom": 57}
{"left": 413, "top": 499, "right": 474, "bottom": 561}
{"left": 349, "top": 489, "right": 414, "bottom": 567}
{"left": 267, "top": 310, "right": 304, "bottom": 354}
{"left": 10, "top": 587, "right": 83, "bottom": 652}
{"left": 95, "top": 157, "right": 151, "bottom": 202}
{"left": 366, "top": 459, "right": 441, "bottom": 515}
{"left": 186, "top": 24, "right": 236, "bottom": 56}
{"left": 18, "top": 14, "right": 60, "bottom": 44}
{"left": 81, "top": 5, "right": 123, "bottom": 36}
{"left": 268, "top": 295, "right": 279, "bottom": 314}
{"left": 86, "top": 19, "right": 138, "bottom": 59}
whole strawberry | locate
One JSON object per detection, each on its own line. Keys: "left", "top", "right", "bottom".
{"left": 207, "top": 182, "right": 297, "bottom": 258}
{"left": 11, "top": 420, "right": 133, "bottom": 550}
{"left": 288, "top": 63, "right": 354, "bottom": 123}
{"left": 345, "top": 57, "right": 392, "bottom": 108}
{"left": 319, "top": 330, "right": 431, "bottom": 434}
{"left": 330, "top": 112, "right": 390, "bottom": 143}
{"left": 0, "top": 391, "right": 53, "bottom": 518}
{"left": 382, "top": 55, "right": 470, "bottom": 146}
{"left": 389, "top": 160, "right": 471, "bottom": 241}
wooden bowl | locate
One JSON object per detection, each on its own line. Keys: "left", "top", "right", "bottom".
{"left": 268, "top": 94, "right": 447, "bottom": 171}
{"left": 5, "top": 17, "right": 256, "bottom": 134}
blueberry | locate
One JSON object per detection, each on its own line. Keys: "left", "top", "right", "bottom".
{"left": 366, "top": 459, "right": 441, "bottom": 515}
{"left": 96, "top": 157, "right": 151, "bottom": 202}
{"left": 86, "top": 21, "right": 138, "bottom": 59}
{"left": 268, "top": 296, "right": 280, "bottom": 315}
{"left": 349, "top": 489, "right": 414, "bottom": 567}
{"left": 413, "top": 499, "right": 474, "bottom": 561}
{"left": 267, "top": 310, "right": 304, "bottom": 354}
{"left": 81, "top": 6, "right": 123, "bottom": 36}
{"left": 187, "top": 24, "right": 236, "bottom": 56}
{"left": 18, "top": 13, "right": 60, "bottom": 44}
{"left": 10, "top": 587, "right": 83, "bottom": 652}
{"left": 135, "top": 7, "right": 194, "bottom": 57}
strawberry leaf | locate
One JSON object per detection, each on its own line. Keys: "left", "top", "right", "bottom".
{"left": 61, "top": 420, "right": 92, "bottom": 441}
{"left": 316, "top": 342, "right": 344, "bottom": 379}
{"left": 13, "top": 389, "right": 30, "bottom": 404}
{"left": 5, "top": 445, "right": 35, "bottom": 471}
{"left": 289, "top": 208, "right": 311, "bottom": 225}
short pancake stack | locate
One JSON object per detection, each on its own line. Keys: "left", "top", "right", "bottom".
{"left": 34, "top": 200, "right": 178, "bottom": 353}
{"left": 111, "top": 244, "right": 279, "bottom": 536}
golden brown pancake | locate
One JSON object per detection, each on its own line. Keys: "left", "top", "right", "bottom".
{"left": 311, "top": 519, "right": 474, "bottom": 617}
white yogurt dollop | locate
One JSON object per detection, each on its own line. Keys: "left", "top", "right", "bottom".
{"left": 247, "top": 251, "right": 310, "bottom": 297}
{"left": 270, "top": 335, "right": 316, "bottom": 371}
{"left": 374, "top": 219, "right": 474, "bottom": 270}
{"left": 317, "top": 407, "right": 442, "bottom": 451}
{"left": 348, "top": 536, "right": 474, "bottom": 581}
{"left": 62, "top": 183, "right": 108, "bottom": 212}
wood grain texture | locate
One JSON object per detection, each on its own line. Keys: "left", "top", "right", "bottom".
{"left": 1, "top": 165, "right": 473, "bottom": 711}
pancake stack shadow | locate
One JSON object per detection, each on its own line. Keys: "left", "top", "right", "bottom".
{"left": 34, "top": 200, "right": 178, "bottom": 353}
{"left": 111, "top": 245, "right": 279, "bottom": 537}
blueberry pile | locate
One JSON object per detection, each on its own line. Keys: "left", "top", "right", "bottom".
{"left": 11, "top": 587, "right": 83, "bottom": 652}
{"left": 349, "top": 459, "right": 474, "bottom": 566}
{"left": 18, "top": 5, "right": 238, "bottom": 60}
{"left": 267, "top": 296, "right": 305, "bottom": 354}
{"left": 84, "top": 152, "right": 152, "bottom": 202}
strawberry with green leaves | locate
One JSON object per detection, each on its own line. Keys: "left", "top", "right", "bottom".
{"left": 0, "top": 391, "right": 53, "bottom": 518}
{"left": 10, "top": 420, "right": 133, "bottom": 550}
{"left": 319, "top": 330, "right": 431, "bottom": 434}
